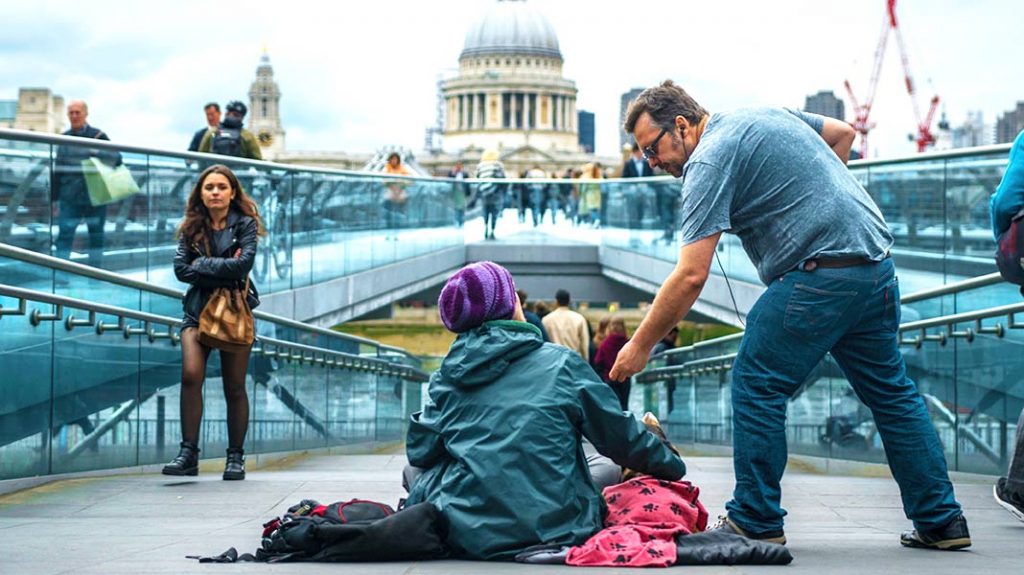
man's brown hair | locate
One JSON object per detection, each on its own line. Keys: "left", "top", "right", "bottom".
{"left": 623, "top": 79, "right": 708, "bottom": 134}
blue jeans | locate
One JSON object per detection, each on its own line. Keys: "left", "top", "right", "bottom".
{"left": 56, "top": 201, "right": 106, "bottom": 267}
{"left": 483, "top": 202, "right": 500, "bottom": 236}
{"left": 725, "top": 258, "right": 961, "bottom": 534}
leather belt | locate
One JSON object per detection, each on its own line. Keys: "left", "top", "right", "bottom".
{"left": 802, "top": 254, "right": 887, "bottom": 272}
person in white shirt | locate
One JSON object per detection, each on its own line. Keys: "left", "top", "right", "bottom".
{"left": 541, "top": 289, "right": 589, "bottom": 360}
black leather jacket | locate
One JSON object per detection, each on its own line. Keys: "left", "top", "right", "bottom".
{"left": 174, "top": 208, "right": 260, "bottom": 321}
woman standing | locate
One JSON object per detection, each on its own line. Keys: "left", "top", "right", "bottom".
{"left": 382, "top": 152, "right": 411, "bottom": 240}
{"left": 163, "top": 165, "right": 264, "bottom": 480}
{"left": 593, "top": 316, "right": 631, "bottom": 411}
{"left": 579, "top": 162, "right": 604, "bottom": 228}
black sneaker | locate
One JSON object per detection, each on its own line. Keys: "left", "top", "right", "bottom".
{"left": 994, "top": 478, "right": 1024, "bottom": 522}
{"left": 706, "top": 515, "right": 786, "bottom": 545}
{"left": 900, "top": 514, "right": 971, "bottom": 550}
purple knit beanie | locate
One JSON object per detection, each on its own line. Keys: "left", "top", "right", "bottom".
{"left": 438, "top": 261, "right": 517, "bottom": 333}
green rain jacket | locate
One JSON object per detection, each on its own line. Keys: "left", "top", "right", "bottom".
{"left": 405, "top": 320, "right": 686, "bottom": 560}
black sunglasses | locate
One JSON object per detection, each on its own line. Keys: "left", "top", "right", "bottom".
{"left": 641, "top": 127, "right": 669, "bottom": 161}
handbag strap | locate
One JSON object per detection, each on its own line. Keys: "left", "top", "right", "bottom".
{"left": 239, "top": 276, "right": 252, "bottom": 310}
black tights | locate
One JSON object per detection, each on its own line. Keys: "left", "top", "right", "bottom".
{"left": 179, "top": 328, "right": 251, "bottom": 449}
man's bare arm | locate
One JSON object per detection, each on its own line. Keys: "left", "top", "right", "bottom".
{"left": 818, "top": 117, "right": 856, "bottom": 164}
{"left": 608, "top": 232, "right": 721, "bottom": 382}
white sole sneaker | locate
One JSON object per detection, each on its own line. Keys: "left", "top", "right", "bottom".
{"left": 993, "top": 484, "right": 1024, "bottom": 522}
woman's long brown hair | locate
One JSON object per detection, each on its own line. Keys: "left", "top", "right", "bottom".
{"left": 176, "top": 164, "right": 266, "bottom": 250}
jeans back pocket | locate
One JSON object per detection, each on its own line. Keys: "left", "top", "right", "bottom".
{"left": 783, "top": 283, "right": 859, "bottom": 341}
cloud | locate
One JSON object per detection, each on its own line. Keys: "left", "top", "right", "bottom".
{"left": 1, "top": 0, "right": 1021, "bottom": 159}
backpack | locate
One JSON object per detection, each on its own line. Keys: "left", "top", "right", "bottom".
{"left": 211, "top": 126, "right": 243, "bottom": 157}
{"left": 189, "top": 498, "right": 448, "bottom": 563}
{"left": 996, "top": 208, "right": 1024, "bottom": 290}
{"left": 263, "top": 498, "right": 395, "bottom": 533}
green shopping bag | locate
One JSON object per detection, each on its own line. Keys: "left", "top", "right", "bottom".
{"left": 81, "top": 157, "right": 140, "bottom": 206}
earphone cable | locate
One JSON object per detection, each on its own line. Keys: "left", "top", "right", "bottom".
{"left": 715, "top": 250, "right": 745, "bottom": 328}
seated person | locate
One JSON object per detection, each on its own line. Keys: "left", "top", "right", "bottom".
{"left": 403, "top": 261, "right": 686, "bottom": 560}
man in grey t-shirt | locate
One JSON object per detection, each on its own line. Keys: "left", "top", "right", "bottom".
{"left": 609, "top": 80, "right": 969, "bottom": 550}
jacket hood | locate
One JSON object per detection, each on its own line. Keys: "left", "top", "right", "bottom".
{"left": 438, "top": 320, "right": 542, "bottom": 387}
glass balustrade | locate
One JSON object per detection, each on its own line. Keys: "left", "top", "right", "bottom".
{"left": 635, "top": 277, "right": 1023, "bottom": 475}
{"left": 603, "top": 145, "right": 1011, "bottom": 294}
{"left": 0, "top": 131, "right": 463, "bottom": 302}
{"left": 3, "top": 129, "right": 1021, "bottom": 481}
{"left": 0, "top": 254, "right": 427, "bottom": 481}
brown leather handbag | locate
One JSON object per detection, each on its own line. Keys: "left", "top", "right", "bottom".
{"left": 198, "top": 278, "right": 255, "bottom": 353}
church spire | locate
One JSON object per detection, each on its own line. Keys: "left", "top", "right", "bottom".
{"left": 248, "top": 52, "right": 285, "bottom": 158}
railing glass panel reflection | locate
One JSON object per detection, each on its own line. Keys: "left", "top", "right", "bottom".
{"left": 601, "top": 144, "right": 1012, "bottom": 294}
{"left": 0, "top": 246, "right": 428, "bottom": 482}
{"left": 634, "top": 274, "right": 1023, "bottom": 476}
{"left": 0, "top": 129, "right": 462, "bottom": 302}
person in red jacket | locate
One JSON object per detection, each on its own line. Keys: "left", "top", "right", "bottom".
{"left": 594, "top": 316, "right": 630, "bottom": 410}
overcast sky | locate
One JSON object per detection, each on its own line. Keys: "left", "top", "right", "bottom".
{"left": 1, "top": 0, "right": 1020, "bottom": 159}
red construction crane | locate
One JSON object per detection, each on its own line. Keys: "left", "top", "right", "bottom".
{"left": 844, "top": 0, "right": 941, "bottom": 157}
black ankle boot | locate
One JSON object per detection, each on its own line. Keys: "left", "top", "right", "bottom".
{"left": 162, "top": 441, "right": 199, "bottom": 476}
{"left": 223, "top": 448, "right": 245, "bottom": 480}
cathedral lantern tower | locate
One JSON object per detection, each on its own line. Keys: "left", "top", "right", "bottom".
{"left": 248, "top": 51, "right": 286, "bottom": 159}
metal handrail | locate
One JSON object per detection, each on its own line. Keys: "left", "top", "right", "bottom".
{"left": 0, "top": 283, "right": 176, "bottom": 327}
{"left": 255, "top": 335, "right": 426, "bottom": 380}
{"left": 0, "top": 128, "right": 388, "bottom": 179}
{"left": 849, "top": 142, "right": 1012, "bottom": 168}
{"left": 641, "top": 299, "right": 1024, "bottom": 381}
{"left": 0, "top": 282, "right": 429, "bottom": 380}
{"left": 0, "top": 127, "right": 672, "bottom": 185}
{"left": 693, "top": 332, "right": 744, "bottom": 349}
{"left": 651, "top": 271, "right": 1009, "bottom": 365}
{"left": 3, "top": 127, "right": 1010, "bottom": 182}
{"left": 900, "top": 301, "right": 1024, "bottom": 332}
{"left": 0, "top": 242, "right": 416, "bottom": 359}
{"left": 901, "top": 272, "right": 1003, "bottom": 304}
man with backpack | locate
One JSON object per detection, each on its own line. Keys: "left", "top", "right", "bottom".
{"left": 199, "top": 100, "right": 262, "bottom": 160}
{"left": 989, "top": 128, "right": 1024, "bottom": 523}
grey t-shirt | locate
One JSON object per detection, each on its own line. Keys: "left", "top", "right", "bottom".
{"left": 679, "top": 107, "right": 893, "bottom": 284}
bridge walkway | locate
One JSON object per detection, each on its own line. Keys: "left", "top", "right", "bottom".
{"left": 1, "top": 451, "right": 1018, "bottom": 574}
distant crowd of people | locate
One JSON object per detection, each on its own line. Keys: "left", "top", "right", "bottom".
{"left": 448, "top": 144, "right": 678, "bottom": 241}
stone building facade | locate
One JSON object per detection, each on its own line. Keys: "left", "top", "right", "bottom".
{"left": 269, "top": 0, "right": 615, "bottom": 176}
{"left": 0, "top": 88, "right": 65, "bottom": 133}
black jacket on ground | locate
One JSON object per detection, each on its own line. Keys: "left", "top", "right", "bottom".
{"left": 174, "top": 208, "right": 260, "bottom": 321}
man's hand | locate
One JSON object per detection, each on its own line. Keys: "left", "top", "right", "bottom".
{"left": 608, "top": 339, "right": 651, "bottom": 383}
{"left": 607, "top": 232, "right": 722, "bottom": 383}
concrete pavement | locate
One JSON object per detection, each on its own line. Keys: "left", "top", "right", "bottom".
{"left": 0, "top": 450, "right": 1020, "bottom": 574}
